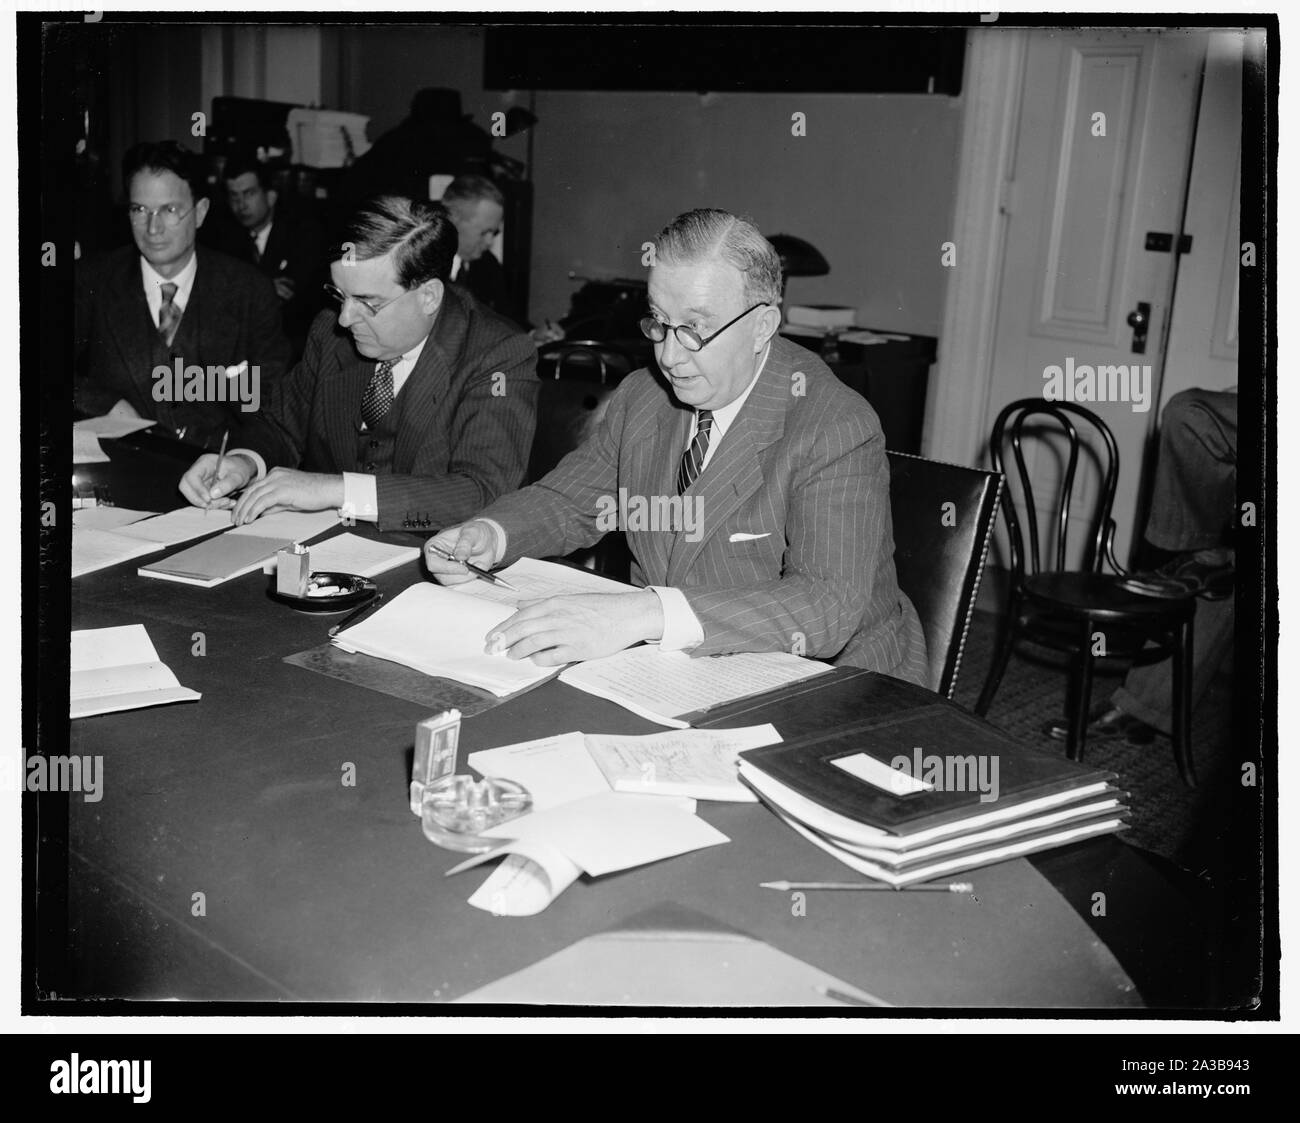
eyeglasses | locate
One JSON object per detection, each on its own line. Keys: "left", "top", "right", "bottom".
{"left": 127, "top": 203, "right": 196, "bottom": 228}
{"left": 322, "top": 282, "right": 409, "bottom": 318}
{"left": 639, "top": 303, "right": 767, "bottom": 352}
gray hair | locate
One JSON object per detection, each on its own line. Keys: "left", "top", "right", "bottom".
{"left": 442, "top": 174, "right": 505, "bottom": 210}
{"left": 652, "top": 208, "right": 783, "bottom": 306}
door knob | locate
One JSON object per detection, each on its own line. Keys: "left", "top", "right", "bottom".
{"left": 1126, "top": 301, "right": 1150, "bottom": 354}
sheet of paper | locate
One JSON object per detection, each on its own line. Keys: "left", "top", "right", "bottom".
{"left": 583, "top": 724, "right": 782, "bottom": 802}
{"left": 72, "top": 528, "right": 164, "bottom": 579}
{"left": 70, "top": 624, "right": 201, "bottom": 718}
{"left": 453, "top": 556, "right": 631, "bottom": 608}
{"left": 74, "top": 415, "right": 157, "bottom": 439}
{"left": 481, "top": 791, "right": 726, "bottom": 877}
{"left": 226, "top": 509, "right": 340, "bottom": 542}
{"left": 289, "top": 532, "right": 419, "bottom": 578}
{"left": 112, "top": 506, "right": 234, "bottom": 546}
{"left": 72, "top": 507, "right": 156, "bottom": 530}
{"left": 468, "top": 732, "right": 611, "bottom": 811}
{"left": 73, "top": 430, "right": 110, "bottom": 463}
{"left": 559, "top": 646, "right": 832, "bottom": 726}
{"left": 331, "top": 583, "right": 556, "bottom": 697}
{"left": 463, "top": 841, "right": 582, "bottom": 916}
{"left": 833, "top": 751, "right": 932, "bottom": 794}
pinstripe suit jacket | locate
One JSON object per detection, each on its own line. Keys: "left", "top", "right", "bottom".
{"left": 240, "top": 285, "right": 538, "bottom": 532}
{"left": 480, "top": 336, "right": 929, "bottom": 682}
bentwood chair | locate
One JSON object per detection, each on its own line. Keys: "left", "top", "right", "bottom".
{"left": 887, "top": 451, "right": 1003, "bottom": 699}
{"left": 975, "top": 400, "right": 1197, "bottom": 785}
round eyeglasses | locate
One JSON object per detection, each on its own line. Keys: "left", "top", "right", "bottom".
{"left": 127, "top": 204, "right": 196, "bottom": 228}
{"left": 639, "top": 303, "right": 767, "bottom": 352}
{"left": 322, "top": 282, "right": 409, "bottom": 318}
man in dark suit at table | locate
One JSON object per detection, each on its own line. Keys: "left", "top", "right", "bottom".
{"left": 178, "top": 195, "right": 538, "bottom": 534}
{"left": 74, "top": 140, "right": 290, "bottom": 452}
{"left": 204, "top": 152, "right": 329, "bottom": 358}
{"left": 426, "top": 208, "right": 928, "bottom": 681}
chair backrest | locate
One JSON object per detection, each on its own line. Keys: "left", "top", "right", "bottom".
{"left": 526, "top": 376, "right": 617, "bottom": 484}
{"left": 988, "top": 399, "right": 1121, "bottom": 580}
{"left": 537, "top": 340, "right": 634, "bottom": 385}
{"left": 887, "top": 450, "right": 1003, "bottom": 698}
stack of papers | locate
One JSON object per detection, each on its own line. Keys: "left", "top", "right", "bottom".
{"left": 73, "top": 506, "right": 228, "bottom": 578}
{"left": 559, "top": 646, "right": 832, "bottom": 727}
{"left": 73, "top": 415, "right": 156, "bottom": 463}
{"left": 71, "top": 624, "right": 201, "bottom": 718}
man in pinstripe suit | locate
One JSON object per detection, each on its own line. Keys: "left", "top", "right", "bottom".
{"left": 426, "top": 209, "right": 927, "bottom": 683}
{"left": 178, "top": 196, "right": 538, "bottom": 533}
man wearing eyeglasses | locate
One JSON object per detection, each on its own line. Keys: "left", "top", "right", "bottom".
{"left": 425, "top": 208, "right": 928, "bottom": 682}
{"left": 74, "top": 140, "right": 290, "bottom": 451}
{"left": 177, "top": 195, "right": 538, "bottom": 533}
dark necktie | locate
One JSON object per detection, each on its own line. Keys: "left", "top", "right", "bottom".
{"left": 361, "top": 359, "right": 395, "bottom": 430}
{"left": 677, "top": 409, "right": 714, "bottom": 493}
{"left": 158, "top": 282, "right": 181, "bottom": 347}
{"left": 250, "top": 232, "right": 262, "bottom": 265}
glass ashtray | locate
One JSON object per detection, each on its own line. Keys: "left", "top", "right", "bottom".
{"left": 419, "top": 775, "right": 532, "bottom": 853}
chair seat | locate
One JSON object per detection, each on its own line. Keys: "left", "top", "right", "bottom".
{"left": 1023, "top": 572, "right": 1196, "bottom": 622}
{"left": 1014, "top": 610, "right": 1181, "bottom": 660}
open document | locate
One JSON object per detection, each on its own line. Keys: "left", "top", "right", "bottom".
{"left": 71, "top": 624, "right": 201, "bottom": 719}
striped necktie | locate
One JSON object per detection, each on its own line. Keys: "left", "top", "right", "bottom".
{"left": 158, "top": 282, "right": 182, "bottom": 347}
{"left": 677, "top": 409, "right": 714, "bottom": 493}
{"left": 361, "top": 359, "right": 395, "bottom": 430}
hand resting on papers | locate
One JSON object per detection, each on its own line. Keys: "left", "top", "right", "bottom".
{"left": 426, "top": 522, "right": 666, "bottom": 665}
{"left": 180, "top": 454, "right": 345, "bottom": 525}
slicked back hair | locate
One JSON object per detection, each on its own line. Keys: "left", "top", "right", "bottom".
{"left": 334, "top": 195, "right": 457, "bottom": 287}
{"left": 652, "top": 208, "right": 783, "bottom": 307}
{"left": 122, "top": 140, "right": 209, "bottom": 204}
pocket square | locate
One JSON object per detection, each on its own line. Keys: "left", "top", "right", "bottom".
{"left": 222, "top": 360, "right": 249, "bottom": 379}
{"left": 729, "top": 532, "right": 772, "bottom": 543}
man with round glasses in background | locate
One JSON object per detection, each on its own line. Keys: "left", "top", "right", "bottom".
{"left": 178, "top": 195, "right": 538, "bottom": 534}
{"left": 75, "top": 140, "right": 290, "bottom": 451}
{"left": 425, "top": 208, "right": 927, "bottom": 681}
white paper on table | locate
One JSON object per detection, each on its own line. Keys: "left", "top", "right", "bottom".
{"left": 279, "top": 532, "right": 419, "bottom": 578}
{"left": 452, "top": 556, "right": 631, "bottom": 609}
{"left": 331, "top": 583, "right": 556, "bottom": 697}
{"left": 559, "top": 646, "right": 831, "bottom": 727}
{"left": 72, "top": 507, "right": 156, "bottom": 530}
{"left": 111, "top": 506, "right": 234, "bottom": 546}
{"left": 481, "top": 791, "right": 725, "bottom": 877}
{"left": 73, "top": 430, "right": 111, "bottom": 463}
{"left": 70, "top": 624, "right": 201, "bottom": 718}
{"left": 832, "top": 751, "right": 932, "bottom": 794}
{"left": 72, "top": 528, "right": 166, "bottom": 578}
{"left": 460, "top": 840, "right": 583, "bottom": 916}
{"left": 74, "top": 415, "right": 157, "bottom": 439}
{"left": 468, "top": 732, "right": 611, "bottom": 811}
{"left": 583, "top": 724, "right": 781, "bottom": 802}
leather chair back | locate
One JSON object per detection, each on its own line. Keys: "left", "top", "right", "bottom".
{"left": 887, "top": 450, "right": 1003, "bottom": 697}
{"left": 527, "top": 377, "right": 617, "bottom": 484}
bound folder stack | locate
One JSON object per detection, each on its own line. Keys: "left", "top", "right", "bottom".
{"left": 697, "top": 669, "right": 1130, "bottom": 887}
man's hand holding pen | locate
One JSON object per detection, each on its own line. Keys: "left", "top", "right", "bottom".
{"left": 426, "top": 521, "right": 665, "bottom": 664}
{"left": 179, "top": 451, "right": 256, "bottom": 510}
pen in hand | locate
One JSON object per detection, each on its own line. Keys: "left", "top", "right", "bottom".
{"left": 425, "top": 543, "right": 517, "bottom": 592}
{"left": 206, "top": 430, "right": 230, "bottom": 516}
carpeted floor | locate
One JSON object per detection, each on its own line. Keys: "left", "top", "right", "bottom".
{"left": 951, "top": 607, "right": 1244, "bottom": 883}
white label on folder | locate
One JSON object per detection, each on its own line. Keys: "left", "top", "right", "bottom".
{"left": 832, "top": 752, "right": 932, "bottom": 795}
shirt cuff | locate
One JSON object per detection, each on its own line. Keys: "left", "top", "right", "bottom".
{"left": 648, "top": 586, "right": 704, "bottom": 652}
{"left": 341, "top": 472, "right": 379, "bottom": 523}
{"left": 228, "top": 448, "right": 267, "bottom": 480}
{"left": 476, "top": 518, "right": 508, "bottom": 565}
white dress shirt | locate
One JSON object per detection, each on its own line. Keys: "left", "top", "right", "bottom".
{"left": 250, "top": 219, "right": 273, "bottom": 261}
{"left": 141, "top": 252, "right": 198, "bottom": 328}
{"left": 230, "top": 334, "right": 429, "bottom": 523}
{"left": 450, "top": 254, "right": 463, "bottom": 281}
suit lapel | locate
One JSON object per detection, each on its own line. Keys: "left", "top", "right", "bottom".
{"left": 325, "top": 337, "right": 369, "bottom": 470}
{"left": 392, "top": 296, "right": 462, "bottom": 469}
{"left": 627, "top": 400, "right": 691, "bottom": 584}
{"left": 104, "top": 253, "right": 158, "bottom": 397}
{"left": 664, "top": 347, "right": 792, "bottom": 582}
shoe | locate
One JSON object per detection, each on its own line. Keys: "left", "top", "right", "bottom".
{"left": 1118, "top": 549, "right": 1234, "bottom": 601}
{"left": 1044, "top": 706, "right": 1160, "bottom": 745}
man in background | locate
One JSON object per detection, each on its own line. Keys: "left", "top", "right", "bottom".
{"left": 178, "top": 195, "right": 538, "bottom": 534}
{"left": 206, "top": 153, "right": 328, "bottom": 357}
{"left": 74, "top": 140, "right": 289, "bottom": 451}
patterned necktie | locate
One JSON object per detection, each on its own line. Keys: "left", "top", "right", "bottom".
{"left": 677, "top": 409, "right": 714, "bottom": 493}
{"left": 361, "top": 359, "right": 395, "bottom": 430}
{"left": 158, "top": 282, "right": 181, "bottom": 347}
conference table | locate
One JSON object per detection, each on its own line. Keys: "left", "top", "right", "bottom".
{"left": 53, "top": 433, "right": 1219, "bottom": 1008}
